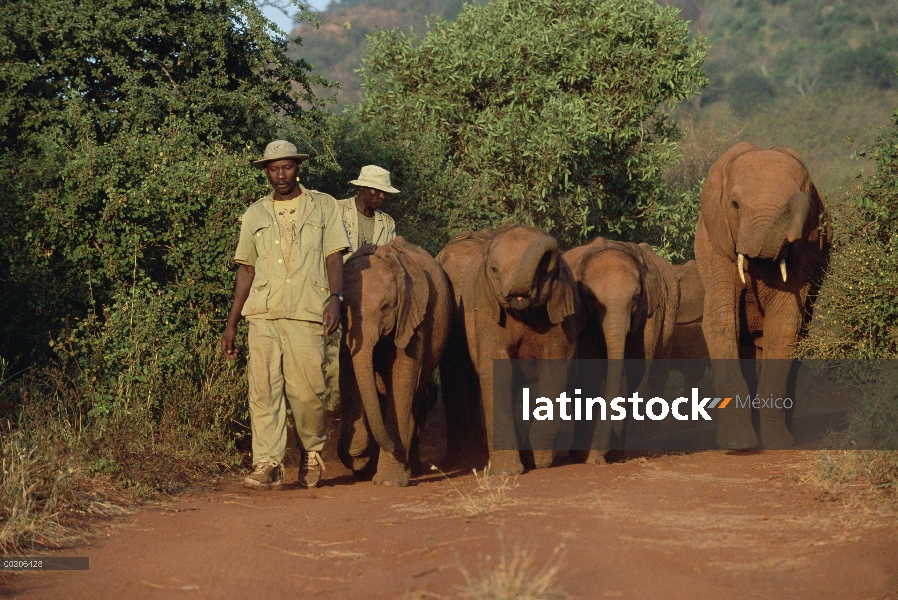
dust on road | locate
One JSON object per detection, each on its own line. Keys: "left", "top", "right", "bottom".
{"left": 2, "top": 451, "right": 896, "bottom": 599}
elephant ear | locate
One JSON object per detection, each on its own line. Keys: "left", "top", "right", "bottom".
{"left": 388, "top": 244, "right": 429, "bottom": 349}
{"left": 547, "top": 257, "right": 579, "bottom": 325}
{"left": 701, "top": 142, "right": 759, "bottom": 258}
{"left": 471, "top": 250, "right": 502, "bottom": 324}
{"left": 346, "top": 243, "right": 377, "bottom": 264}
{"left": 637, "top": 243, "right": 663, "bottom": 317}
{"left": 674, "top": 261, "right": 705, "bottom": 324}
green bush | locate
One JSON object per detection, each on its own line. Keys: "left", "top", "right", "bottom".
{"left": 0, "top": 0, "right": 336, "bottom": 548}
{"left": 354, "top": 0, "right": 707, "bottom": 255}
{"left": 0, "top": 0, "right": 335, "bottom": 364}
{"left": 800, "top": 106, "right": 898, "bottom": 360}
{"left": 727, "top": 69, "right": 776, "bottom": 116}
{"left": 797, "top": 103, "right": 898, "bottom": 492}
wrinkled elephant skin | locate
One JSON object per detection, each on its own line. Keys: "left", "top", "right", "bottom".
{"left": 695, "top": 143, "right": 830, "bottom": 449}
{"left": 338, "top": 238, "right": 451, "bottom": 486}
{"left": 437, "top": 224, "right": 580, "bottom": 476}
{"left": 564, "top": 238, "right": 680, "bottom": 462}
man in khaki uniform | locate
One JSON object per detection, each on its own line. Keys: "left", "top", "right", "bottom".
{"left": 337, "top": 165, "right": 399, "bottom": 260}
{"left": 221, "top": 140, "right": 350, "bottom": 490}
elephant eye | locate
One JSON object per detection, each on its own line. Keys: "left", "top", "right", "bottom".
{"left": 731, "top": 200, "right": 739, "bottom": 210}
{"left": 490, "top": 264, "right": 500, "bottom": 274}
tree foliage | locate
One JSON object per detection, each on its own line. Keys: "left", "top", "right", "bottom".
{"left": 694, "top": 0, "right": 898, "bottom": 111}
{"left": 355, "top": 0, "right": 707, "bottom": 252}
{"left": 798, "top": 106, "right": 898, "bottom": 359}
{"left": 0, "top": 0, "right": 333, "bottom": 378}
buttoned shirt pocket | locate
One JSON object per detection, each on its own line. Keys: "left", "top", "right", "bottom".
{"left": 300, "top": 219, "right": 324, "bottom": 250}
{"left": 252, "top": 223, "right": 272, "bottom": 259}
{"left": 242, "top": 278, "right": 271, "bottom": 317}
{"left": 307, "top": 276, "right": 330, "bottom": 317}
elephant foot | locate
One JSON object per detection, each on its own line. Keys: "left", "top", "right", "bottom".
{"left": 373, "top": 451, "right": 411, "bottom": 487}
{"left": 531, "top": 449, "right": 555, "bottom": 469}
{"left": 716, "top": 418, "right": 759, "bottom": 450}
{"left": 585, "top": 450, "right": 608, "bottom": 465}
{"left": 761, "top": 424, "right": 794, "bottom": 449}
{"left": 486, "top": 450, "right": 524, "bottom": 477}
{"left": 373, "top": 468, "right": 411, "bottom": 487}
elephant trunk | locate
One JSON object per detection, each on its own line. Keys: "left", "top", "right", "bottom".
{"left": 352, "top": 340, "right": 395, "bottom": 454}
{"left": 602, "top": 311, "right": 630, "bottom": 399}
{"left": 505, "top": 236, "right": 558, "bottom": 307}
{"left": 737, "top": 192, "right": 810, "bottom": 260}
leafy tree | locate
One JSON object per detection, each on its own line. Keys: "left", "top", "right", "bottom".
{"left": 728, "top": 69, "right": 776, "bottom": 115}
{"left": 799, "top": 105, "right": 898, "bottom": 359}
{"left": 0, "top": 1, "right": 333, "bottom": 387}
{"left": 355, "top": 0, "right": 707, "bottom": 253}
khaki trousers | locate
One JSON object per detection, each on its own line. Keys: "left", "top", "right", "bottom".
{"left": 247, "top": 319, "right": 327, "bottom": 466}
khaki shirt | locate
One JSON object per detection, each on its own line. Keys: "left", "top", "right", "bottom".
{"left": 337, "top": 197, "right": 397, "bottom": 261}
{"left": 235, "top": 186, "right": 350, "bottom": 322}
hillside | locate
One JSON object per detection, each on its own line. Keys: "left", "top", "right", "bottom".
{"left": 290, "top": 0, "right": 469, "bottom": 105}
{"left": 290, "top": 0, "right": 898, "bottom": 196}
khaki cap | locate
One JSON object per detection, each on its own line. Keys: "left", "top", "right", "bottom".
{"left": 349, "top": 165, "right": 400, "bottom": 194}
{"left": 253, "top": 140, "right": 310, "bottom": 168}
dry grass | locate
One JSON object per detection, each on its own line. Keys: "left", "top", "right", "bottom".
{"left": 456, "top": 534, "right": 567, "bottom": 600}
{"left": 0, "top": 428, "right": 134, "bottom": 554}
{"left": 798, "top": 451, "right": 898, "bottom": 519}
{"left": 432, "top": 464, "right": 520, "bottom": 518}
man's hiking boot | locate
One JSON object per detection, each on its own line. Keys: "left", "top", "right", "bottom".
{"left": 299, "top": 451, "right": 325, "bottom": 488}
{"left": 243, "top": 461, "right": 283, "bottom": 490}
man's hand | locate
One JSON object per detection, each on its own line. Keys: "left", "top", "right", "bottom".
{"left": 323, "top": 297, "right": 341, "bottom": 336}
{"left": 324, "top": 250, "right": 344, "bottom": 336}
{"left": 221, "top": 323, "right": 239, "bottom": 359}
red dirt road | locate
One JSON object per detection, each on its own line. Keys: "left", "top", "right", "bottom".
{"left": 2, "top": 450, "right": 897, "bottom": 599}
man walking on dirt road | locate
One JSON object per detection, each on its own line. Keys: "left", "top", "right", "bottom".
{"left": 221, "top": 140, "right": 350, "bottom": 490}
{"left": 336, "top": 165, "right": 399, "bottom": 259}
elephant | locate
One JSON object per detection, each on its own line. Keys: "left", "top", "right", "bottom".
{"left": 695, "top": 142, "right": 830, "bottom": 449}
{"left": 563, "top": 237, "right": 680, "bottom": 462}
{"left": 338, "top": 237, "right": 451, "bottom": 486}
{"left": 669, "top": 260, "right": 709, "bottom": 392}
{"left": 436, "top": 224, "right": 580, "bottom": 476}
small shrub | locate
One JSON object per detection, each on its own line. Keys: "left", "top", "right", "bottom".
{"left": 456, "top": 534, "right": 566, "bottom": 600}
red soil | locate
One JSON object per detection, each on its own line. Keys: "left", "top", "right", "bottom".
{"left": 2, "top": 450, "right": 896, "bottom": 599}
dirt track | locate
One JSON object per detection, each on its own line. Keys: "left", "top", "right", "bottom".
{"left": 2, "top": 449, "right": 897, "bottom": 599}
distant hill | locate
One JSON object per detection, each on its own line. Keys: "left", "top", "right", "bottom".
{"left": 291, "top": 0, "right": 898, "bottom": 109}
{"left": 289, "top": 0, "right": 898, "bottom": 197}
{"left": 289, "top": 0, "right": 468, "bottom": 105}
{"left": 664, "top": 0, "right": 898, "bottom": 111}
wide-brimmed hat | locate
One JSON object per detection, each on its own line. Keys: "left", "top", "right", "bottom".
{"left": 349, "top": 165, "right": 400, "bottom": 194}
{"left": 252, "top": 140, "right": 310, "bottom": 168}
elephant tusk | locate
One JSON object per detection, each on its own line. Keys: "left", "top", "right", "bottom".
{"left": 780, "top": 257, "right": 788, "bottom": 282}
{"left": 737, "top": 254, "right": 746, "bottom": 284}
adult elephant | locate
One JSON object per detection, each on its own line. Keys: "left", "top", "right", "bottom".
{"left": 563, "top": 238, "right": 680, "bottom": 462}
{"left": 695, "top": 142, "right": 830, "bottom": 449}
{"left": 338, "top": 237, "right": 451, "bottom": 486}
{"left": 437, "top": 224, "right": 580, "bottom": 477}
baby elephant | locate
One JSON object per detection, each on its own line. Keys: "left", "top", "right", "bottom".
{"left": 564, "top": 237, "right": 680, "bottom": 462}
{"left": 338, "top": 238, "right": 451, "bottom": 486}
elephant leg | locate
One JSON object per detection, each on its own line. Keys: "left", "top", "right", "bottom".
{"left": 480, "top": 357, "right": 524, "bottom": 477}
{"left": 373, "top": 354, "right": 421, "bottom": 487}
{"left": 701, "top": 246, "right": 757, "bottom": 449}
{"left": 337, "top": 343, "right": 374, "bottom": 474}
{"left": 527, "top": 360, "right": 568, "bottom": 469}
{"left": 587, "top": 358, "right": 625, "bottom": 464}
{"left": 756, "top": 305, "right": 802, "bottom": 449}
